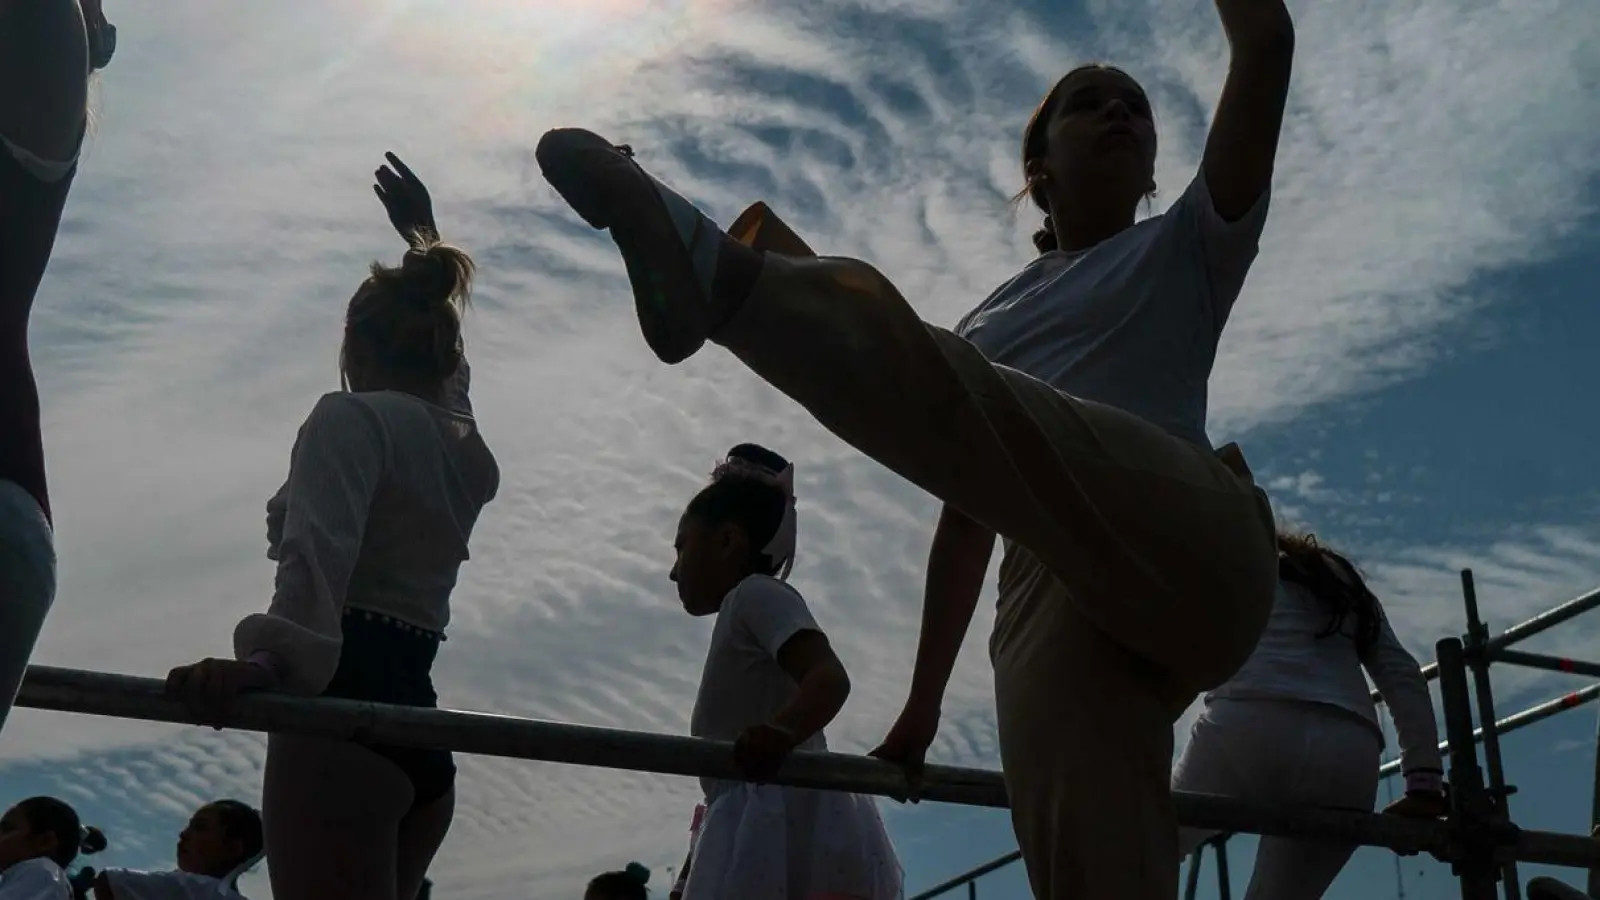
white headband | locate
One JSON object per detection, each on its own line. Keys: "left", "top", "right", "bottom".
{"left": 711, "top": 457, "right": 798, "bottom": 581}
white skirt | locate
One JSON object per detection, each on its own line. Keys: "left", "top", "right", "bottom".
{"left": 680, "top": 785, "right": 903, "bottom": 900}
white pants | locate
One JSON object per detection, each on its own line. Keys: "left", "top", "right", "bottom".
{"left": 1172, "top": 698, "right": 1381, "bottom": 900}
{"left": 0, "top": 480, "right": 56, "bottom": 737}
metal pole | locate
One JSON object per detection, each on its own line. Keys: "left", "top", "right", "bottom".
{"left": 1461, "top": 570, "right": 1522, "bottom": 900}
{"left": 1488, "top": 650, "right": 1600, "bottom": 680}
{"left": 966, "top": 881, "right": 975, "bottom": 900}
{"left": 1378, "top": 684, "right": 1600, "bottom": 780}
{"left": 1589, "top": 705, "right": 1600, "bottom": 899}
{"left": 1489, "top": 587, "right": 1600, "bottom": 653}
{"left": 18, "top": 665, "right": 1600, "bottom": 870}
{"left": 1184, "top": 845, "right": 1204, "bottom": 900}
{"left": 1214, "top": 835, "right": 1233, "bottom": 900}
{"left": 1438, "top": 637, "right": 1504, "bottom": 900}
{"left": 906, "top": 851, "right": 1022, "bottom": 900}
{"left": 1370, "top": 584, "right": 1600, "bottom": 706}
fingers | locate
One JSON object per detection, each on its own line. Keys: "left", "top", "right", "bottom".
{"left": 868, "top": 740, "right": 926, "bottom": 804}
{"left": 375, "top": 165, "right": 402, "bottom": 196}
{"left": 165, "top": 659, "right": 244, "bottom": 729}
{"left": 385, "top": 151, "right": 419, "bottom": 185}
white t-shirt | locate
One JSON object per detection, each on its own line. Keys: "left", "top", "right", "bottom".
{"left": 954, "top": 173, "right": 1269, "bottom": 447}
{"left": 690, "top": 575, "right": 827, "bottom": 799}
{"left": 100, "top": 869, "right": 243, "bottom": 900}
{"left": 0, "top": 858, "right": 70, "bottom": 900}
{"left": 233, "top": 388, "right": 500, "bottom": 696}
{"left": 1207, "top": 578, "right": 1444, "bottom": 784}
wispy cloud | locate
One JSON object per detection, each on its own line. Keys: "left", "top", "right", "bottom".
{"left": 7, "top": 0, "right": 1598, "bottom": 896}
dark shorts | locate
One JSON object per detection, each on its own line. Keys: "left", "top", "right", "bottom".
{"left": 321, "top": 608, "right": 455, "bottom": 808}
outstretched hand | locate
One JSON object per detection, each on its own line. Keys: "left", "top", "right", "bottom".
{"left": 869, "top": 702, "right": 941, "bottom": 803}
{"left": 374, "top": 152, "right": 438, "bottom": 246}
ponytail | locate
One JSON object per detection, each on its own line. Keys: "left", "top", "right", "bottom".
{"left": 342, "top": 238, "right": 476, "bottom": 388}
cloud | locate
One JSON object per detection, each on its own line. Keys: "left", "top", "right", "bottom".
{"left": 7, "top": 0, "right": 1598, "bottom": 897}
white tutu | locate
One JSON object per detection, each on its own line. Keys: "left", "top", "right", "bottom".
{"left": 680, "top": 785, "right": 903, "bottom": 900}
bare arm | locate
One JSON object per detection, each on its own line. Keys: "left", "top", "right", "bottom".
{"left": 906, "top": 504, "right": 996, "bottom": 711}
{"left": 0, "top": 0, "right": 89, "bottom": 161}
{"left": 771, "top": 630, "right": 852, "bottom": 741}
{"left": 1202, "top": 0, "right": 1296, "bottom": 223}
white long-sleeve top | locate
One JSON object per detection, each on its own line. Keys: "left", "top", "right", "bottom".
{"left": 1207, "top": 577, "right": 1444, "bottom": 793}
{"left": 233, "top": 385, "right": 499, "bottom": 696}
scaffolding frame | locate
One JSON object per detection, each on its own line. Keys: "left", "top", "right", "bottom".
{"left": 10, "top": 571, "right": 1600, "bottom": 900}
{"left": 901, "top": 572, "right": 1600, "bottom": 900}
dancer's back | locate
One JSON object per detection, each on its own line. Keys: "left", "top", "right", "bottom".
{"left": 239, "top": 388, "right": 498, "bottom": 692}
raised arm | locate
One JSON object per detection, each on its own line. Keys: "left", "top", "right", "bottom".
{"left": 1202, "top": 0, "right": 1296, "bottom": 222}
{"left": 374, "top": 152, "right": 474, "bottom": 417}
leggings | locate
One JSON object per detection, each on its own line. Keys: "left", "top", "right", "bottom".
{"left": 0, "top": 479, "right": 55, "bottom": 739}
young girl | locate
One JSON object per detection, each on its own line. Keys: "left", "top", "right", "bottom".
{"left": 0, "top": 0, "right": 115, "bottom": 742}
{"left": 1172, "top": 532, "right": 1446, "bottom": 899}
{"left": 667, "top": 444, "right": 901, "bottom": 900}
{"left": 92, "top": 800, "right": 263, "bottom": 900}
{"left": 164, "top": 154, "right": 500, "bottom": 900}
{"left": 0, "top": 797, "right": 105, "bottom": 900}
{"left": 586, "top": 863, "right": 650, "bottom": 900}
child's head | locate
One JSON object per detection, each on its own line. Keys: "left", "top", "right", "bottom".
{"left": 671, "top": 443, "right": 796, "bottom": 616}
{"left": 176, "top": 800, "right": 263, "bottom": 880}
{"left": 0, "top": 797, "right": 104, "bottom": 872}
{"left": 585, "top": 862, "right": 650, "bottom": 900}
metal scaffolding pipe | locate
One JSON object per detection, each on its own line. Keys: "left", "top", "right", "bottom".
{"left": 1368, "top": 584, "right": 1600, "bottom": 706}
{"left": 1491, "top": 649, "right": 1600, "bottom": 680}
{"left": 1378, "top": 684, "right": 1600, "bottom": 780}
{"left": 15, "top": 665, "right": 1600, "bottom": 871}
{"left": 906, "top": 851, "right": 1022, "bottom": 900}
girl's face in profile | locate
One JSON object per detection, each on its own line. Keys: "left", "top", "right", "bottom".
{"left": 670, "top": 513, "right": 748, "bottom": 616}
{"left": 177, "top": 804, "right": 242, "bottom": 877}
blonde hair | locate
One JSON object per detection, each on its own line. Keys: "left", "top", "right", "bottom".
{"left": 341, "top": 237, "right": 476, "bottom": 390}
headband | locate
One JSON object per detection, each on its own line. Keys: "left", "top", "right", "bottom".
{"left": 711, "top": 456, "right": 798, "bottom": 581}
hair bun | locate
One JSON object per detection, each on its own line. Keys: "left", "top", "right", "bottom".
{"left": 79, "top": 826, "right": 107, "bottom": 855}
{"left": 401, "top": 246, "right": 452, "bottom": 300}
{"left": 724, "top": 443, "right": 790, "bottom": 476}
{"left": 623, "top": 862, "right": 650, "bottom": 885}
{"left": 1031, "top": 215, "right": 1059, "bottom": 254}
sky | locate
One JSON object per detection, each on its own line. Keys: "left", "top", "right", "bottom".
{"left": 3, "top": 0, "right": 1599, "bottom": 898}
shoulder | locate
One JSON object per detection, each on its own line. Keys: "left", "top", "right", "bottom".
{"left": 725, "top": 575, "right": 811, "bottom": 621}
{"left": 1, "top": 858, "right": 67, "bottom": 891}
{"left": 730, "top": 574, "right": 806, "bottom": 604}
{"left": 302, "top": 392, "right": 391, "bottom": 437}
{"left": 957, "top": 255, "right": 1065, "bottom": 335}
